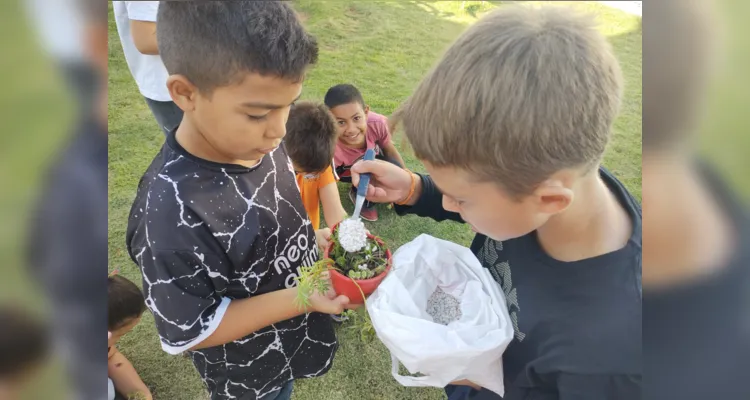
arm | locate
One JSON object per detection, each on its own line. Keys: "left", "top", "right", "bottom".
{"left": 126, "top": 1, "right": 159, "bottom": 55}
{"left": 319, "top": 182, "right": 348, "bottom": 228}
{"left": 130, "top": 20, "right": 158, "bottom": 55}
{"left": 450, "top": 379, "right": 482, "bottom": 390}
{"left": 394, "top": 173, "right": 463, "bottom": 223}
{"left": 140, "top": 249, "right": 352, "bottom": 354}
{"left": 349, "top": 159, "right": 463, "bottom": 223}
{"left": 108, "top": 348, "right": 153, "bottom": 400}
{"left": 191, "top": 287, "right": 348, "bottom": 350}
{"left": 381, "top": 141, "right": 406, "bottom": 169}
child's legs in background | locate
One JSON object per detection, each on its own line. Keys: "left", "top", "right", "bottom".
{"left": 144, "top": 97, "right": 184, "bottom": 137}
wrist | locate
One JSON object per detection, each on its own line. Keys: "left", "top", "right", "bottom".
{"left": 292, "top": 287, "right": 311, "bottom": 313}
{"left": 395, "top": 170, "right": 418, "bottom": 206}
{"left": 404, "top": 172, "right": 422, "bottom": 206}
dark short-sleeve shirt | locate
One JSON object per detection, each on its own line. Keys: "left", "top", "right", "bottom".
{"left": 126, "top": 130, "right": 337, "bottom": 400}
{"left": 643, "top": 163, "right": 750, "bottom": 400}
{"left": 397, "top": 167, "right": 642, "bottom": 399}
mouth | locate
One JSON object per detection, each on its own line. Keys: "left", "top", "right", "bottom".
{"left": 343, "top": 132, "right": 362, "bottom": 140}
{"left": 257, "top": 146, "right": 278, "bottom": 155}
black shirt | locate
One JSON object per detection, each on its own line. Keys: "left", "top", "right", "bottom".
{"left": 397, "top": 167, "right": 642, "bottom": 399}
{"left": 28, "top": 118, "right": 108, "bottom": 400}
{"left": 643, "top": 163, "right": 750, "bottom": 400}
{"left": 126, "top": 130, "right": 337, "bottom": 400}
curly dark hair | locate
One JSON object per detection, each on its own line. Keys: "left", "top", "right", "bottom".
{"left": 285, "top": 101, "right": 338, "bottom": 173}
{"left": 108, "top": 275, "right": 146, "bottom": 330}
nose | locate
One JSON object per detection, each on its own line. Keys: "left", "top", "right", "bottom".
{"left": 345, "top": 122, "right": 359, "bottom": 135}
{"left": 265, "top": 111, "right": 287, "bottom": 140}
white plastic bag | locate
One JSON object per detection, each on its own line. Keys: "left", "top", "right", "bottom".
{"left": 367, "top": 234, "right": 513, "bottom": 397}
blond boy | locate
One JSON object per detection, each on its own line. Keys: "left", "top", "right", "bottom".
{"left": 353, "top": 6, "right": 641, "bottom": 399}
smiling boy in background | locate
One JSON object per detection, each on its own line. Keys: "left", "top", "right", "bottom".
{"left": 325, "top": 84, "right": 405, "bottom": 221}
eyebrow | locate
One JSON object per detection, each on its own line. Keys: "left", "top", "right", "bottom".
{"left": 432, "top": 180, "right": 460, "bottom": 200}
{"left": 241, "top": 94, "right": 301, "bottom": 110}
{"left": 336, "top": 112, "right": 360, "bottom": 120}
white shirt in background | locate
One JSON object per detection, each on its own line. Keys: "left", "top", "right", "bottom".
{"left": 112, "top": 1, "right": 172, "bottom": 102}
{"left": 24, "top": 0, "right": 85, "bottom": 62}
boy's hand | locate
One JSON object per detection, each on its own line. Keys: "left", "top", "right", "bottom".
{"left": 309, "top": 291, "right": 353, "bottom": 314}
{"left": 450, "top": 379, "right": 482, "bottom": 390}
{"left": 351, "top": 160, "right": 417, "bottom": 205}
{"left": 305, "top": 271, "right": 362, "bottom": 314}
{"left": 315, "top": 228, "right": 332, "bottom": 252}
{"left": 307, "top": 272, "right": 355, "bottom": 314}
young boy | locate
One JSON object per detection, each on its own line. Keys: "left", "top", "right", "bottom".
{"left": 0, "top": 306, "right": 49, "bottom": 400}
{"left": 108, "top": 275, "right": 151, "bottom": 400}
{"left": 126, "top": 3, "right": 351, "bottom": 400}
{"left": 351, "top": 5, "right": 641, "bottom": 399}
{"left": 285, "top": 101, "right": 347, "bottom": 230}
{"left": 324, "top": 84, "right": 406, "bottom": 221}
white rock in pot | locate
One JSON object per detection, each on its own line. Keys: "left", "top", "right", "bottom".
{"left": 338, "top": 219, "right": 368, "bottom": 252}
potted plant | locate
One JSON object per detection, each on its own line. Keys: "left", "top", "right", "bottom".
{"left": 295, "top": 221, "right": 392, "bottom": 306}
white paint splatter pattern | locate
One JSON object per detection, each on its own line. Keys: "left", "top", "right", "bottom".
{"left": 127, "top": 143, "right": 337, "bottom": 399}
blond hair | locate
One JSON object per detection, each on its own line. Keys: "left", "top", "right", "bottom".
{"left": 392, "top": 5, "right": 623, "bottom": 197}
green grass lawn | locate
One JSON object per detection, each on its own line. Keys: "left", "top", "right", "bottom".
{"left": 108, "top": 2, "right": 642, "bottom": 399}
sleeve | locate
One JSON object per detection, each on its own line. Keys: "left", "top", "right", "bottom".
{"left": 126, "top": 1, "right": 159, "bottom": 22}
{"left": 373, "top": 118, "right": 392, "bottom": 148}
{"left": 557, "top": 373, "right": 641, "bottom": 400}
{"left": 394, "top": 173, "right": 463, "bottom": 223}
{"left": 137, "top": 247, "right": 232, "bottom": 354}
{"left": 319, "top": 165, "right": 337, "bottom": 187}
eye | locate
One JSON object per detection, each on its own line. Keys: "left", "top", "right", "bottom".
{"left": 247, "top": 114, "right": 267, "bottom": 121}
{"left": 353, "top": 116, "right": 360, "bottom": 121}
{"left": 338, "top": 121, "right": 345, "bottom": 126}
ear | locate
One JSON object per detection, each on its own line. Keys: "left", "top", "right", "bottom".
{"left": 363, "top": 104, "right": 370, "bottom": 115}
{"left": 533, "top": 180, "right": 574, "bottom": 215}
{"left": 167, "top": 75, "right": 198, "bottom": 112}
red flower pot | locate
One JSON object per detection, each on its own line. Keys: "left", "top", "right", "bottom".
{"left": 325, "top": 224, "right": 392, "bottom": 304}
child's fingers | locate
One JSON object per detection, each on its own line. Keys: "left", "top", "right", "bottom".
{"left": 351, "top": 171, "right": 360, "bottom": 187}
{"left": 334, "top": 295, "right": 350, "bottom": 305}
{"left": 344, "top": 302, "right": 364, "bottom": 310}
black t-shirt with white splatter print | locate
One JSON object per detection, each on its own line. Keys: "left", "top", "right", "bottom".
{"left": 126, "top": 130, "right": 337, "bottom": 400}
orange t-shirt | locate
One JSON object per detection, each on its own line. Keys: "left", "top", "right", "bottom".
{"left": 296, "top": 165, "right": 337, "bottom": 230}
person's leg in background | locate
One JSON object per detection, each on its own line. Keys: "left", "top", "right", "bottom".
{"left": 144, "top": 97, "right": 184, "bottom": 136}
